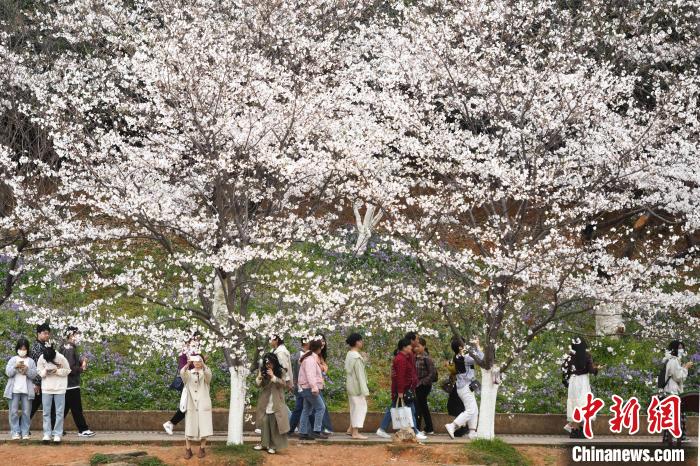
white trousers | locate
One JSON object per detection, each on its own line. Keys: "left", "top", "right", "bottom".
{"left": 453, "top": 384, "right": 478, "bottom": 429}
{"left": 348, "top": 395, "right": 367, "bottom": 428}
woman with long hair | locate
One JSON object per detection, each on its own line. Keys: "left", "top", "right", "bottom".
{"left": 297, "top": 339, "right": 328, "bottom": 440}
{"left": 254, "top": 353, "right": 289, "bottom": 454}
{"left": 562, "top": 337, "right": 601, "bottom": 438}
{"left": 445, "top": 336, "right": 482, "bottom": 440}
{"left": 414, "top": 337, "right": 436, "bottom": 435}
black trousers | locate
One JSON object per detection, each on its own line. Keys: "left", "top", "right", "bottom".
{"left": 415, "top": 384, "right": 434, "bottom": 433}
{"left": 64, "top": 388, "right": 89, "bottom": 432}
{"left": 171, "top": 408, "right": 185, "bottom": 425}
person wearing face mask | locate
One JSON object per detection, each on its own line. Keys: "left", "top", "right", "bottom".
{"left": 662, "top": 340, "right": 693, "bottom": 395}
{"left": 181, "top": 354, "right": 213, "bottom": 460}
{"left": 59, "top": 326, "right": 95, "bottom": 437}
{"left": 663, "top": 340, "right": 694, "bottom": 442}
{"left": 4, "top": 338, "right": 38, "bottom": 440}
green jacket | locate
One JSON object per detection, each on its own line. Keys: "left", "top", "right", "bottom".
{"left": 345, "top": 350, "right": 369, "bottom": 397}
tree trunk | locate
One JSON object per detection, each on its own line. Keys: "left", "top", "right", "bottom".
{"left": 353, "top": 202, "right": 382, "bottom": 255}
{"left": 213, "top": 273, "right": 250, "bottom": 445}
{"left": 476, "top": 368, "right": 500, "bottom": 439}
{"left": 594, "top": 304, "right": 624, "bottom": 336}
{"left": 226, "top": 365, "right": 249, "bottom": 445}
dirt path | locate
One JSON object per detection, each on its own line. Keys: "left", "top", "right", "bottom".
{"left": 0, "top": 442, "right": 569, "bottom": 466}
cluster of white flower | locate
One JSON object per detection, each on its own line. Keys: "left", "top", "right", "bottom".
{"left": 2, "top": 0, "right": 698, "bottom": 441}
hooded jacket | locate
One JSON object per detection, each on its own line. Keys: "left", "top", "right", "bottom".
{"left": 345, "top": 350, "right": 369, "bottom": 397}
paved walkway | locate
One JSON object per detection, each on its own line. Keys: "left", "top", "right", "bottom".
{"left": 1, "top": 431, "right": 696, "bottom": 447}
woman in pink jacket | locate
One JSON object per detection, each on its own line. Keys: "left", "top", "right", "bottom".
{"left": 297, "top": 339, "right": 328, "bottom": 440}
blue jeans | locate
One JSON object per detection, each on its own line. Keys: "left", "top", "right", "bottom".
{"left": 9, "top": 393, "right": 30, "bottom": 436}
{"left": 42, "top": 393, "right": 65, "bottom": 437}
{"left": 379, "top": 398, "right": 419, "bottom": 433}
{"left": 311, "top": 392, "right": 333, "bottom": 432}
{"left": 299, "top": 388, "right": 325, "bottom": 435}
{"left": 289, "top": 390, "right": 304, "bottom": 432}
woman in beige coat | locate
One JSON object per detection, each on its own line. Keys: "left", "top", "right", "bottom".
{"left": 254, "top": 353, "right": 290, "bottom": 454}
{"left": 181, "top": 355, "right": 213, "bottom": 459}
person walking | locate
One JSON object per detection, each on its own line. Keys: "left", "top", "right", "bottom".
{"left": 163, "top": 331, "right": 201, "bottom": 435}
{"left": 60, "top": 326, "right": 96, "bottom": 437}
{"left": 29, "top": 323, "right": 54, "bottom": 428}
{"left": 297, "top": 339, "right": 328, "bottom": 440}
{"left": 288, "top": 338, "right": 308, "bottom": 435}
{"left": 562, "top": 338, "right": 601, "bottom": 439}
{"left": 376, "top": 338, "right": 426, "bottom": 440}
{"left": 414, "top": 337, "right": 436, "bottom": 435}
{"left": 445, "top": 337, "right": 483, "bottom": 440}
{"left": 254, "top": 353, "right": 289, "bottom": 454}
{"left": 5, "top": 337, "right": 37, "bottom": 440}
{"left": 37, "top": 346, "right": 70, "bottom": 443}
{"left": 344, "top": 333, "right": 369, "bottom": 439}
{"left": 181, "top": 354, "right": 213, "bottom": 459}
{"left": 316, "top": 334, "right": 334, "bottom": 434}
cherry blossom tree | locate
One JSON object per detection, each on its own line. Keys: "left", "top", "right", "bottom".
{"left": 16, "top": 0, "right": 406, "bottom": 443}
{"left": 0, "top": 11, "right": 73, "bottom": 310}
{"left": 353, "top": 0, "right": 700, "bottom": 438}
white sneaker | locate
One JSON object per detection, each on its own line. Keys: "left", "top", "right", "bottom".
{"left": 53, "top": 435, "right": 61, "bottom": 443}
{"left": 267, "top": 448, "right": 276, "bottom": 454}
{"left": 468, "top": 431, "right": 478, "bottom": 439}
{"left": 22, "top": 434, "right": 31, "bottom": 440}
{"left": 323, "top": 428, "right": 333, "bottom": 435}
{"left": 78, "top": 430, "right": 96, "bottom": 437}
{"left": 563, "top": 424, "right": 572, "bottom": 433}
{"left": 445, "top": 423, "right": 455, "bottom": 439}
{"left": 42, "top": 434, "right": 51, "bottom": 442}
{"left": 253, "top": 445, "right": 263, "bottom": 451}
{"left": 375, "top": 428, "right": 391, "bottom": 439}
{"left": 163, "top": 421, "right": 174, "bottom": 436}
{"left": 11, "top": 433, "right": 21, "bottom": 440}
{"left": 416, "top": 432, "right": 428, "bottom": 441}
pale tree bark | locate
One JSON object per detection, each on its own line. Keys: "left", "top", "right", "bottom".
{"left": 213, "top": 274, "right": 250, "bottom": 445}
{"left": 353, "top": 202, "right": 383, "bottom": 255}
{"left": 476, "top": 368, "right": 500, "bottom": 439}
{"left": 226, "top": 365, "right": 250, "bottom": 445}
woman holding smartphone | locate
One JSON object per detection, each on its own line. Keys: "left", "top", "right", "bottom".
{"left": 4, "top": 337, "right": 38, "bottom": 440}
{"left": 181, "top": 354, "right": 213, "bottom": 459}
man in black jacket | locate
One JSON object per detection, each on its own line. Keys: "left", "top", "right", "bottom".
{"left": 60, "top": 326, "right": 96, "bottom": 437}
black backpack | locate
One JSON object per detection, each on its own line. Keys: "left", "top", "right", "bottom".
{"left": 657, "top": 360, "right": 671, "bottom": 390}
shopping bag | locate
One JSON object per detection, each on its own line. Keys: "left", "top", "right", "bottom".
{"left": 179, "top": 387, "right": 188, "bottom": 413}
{"left": 390, "top": 398, "right": 414, "bottom": 430}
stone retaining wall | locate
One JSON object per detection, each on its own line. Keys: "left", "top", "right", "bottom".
{"left": 0, "top": 410, "right": 696, "bottom": 436}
